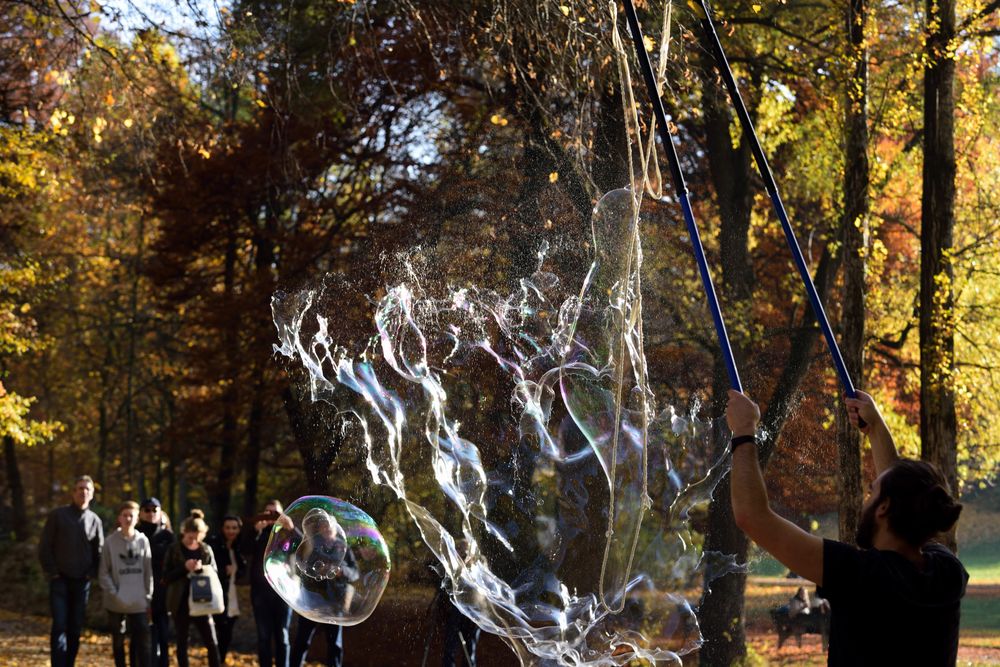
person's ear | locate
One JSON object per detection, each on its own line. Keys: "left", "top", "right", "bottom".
{"left": 875, "top": 498, "right": 890, "bottom": 518}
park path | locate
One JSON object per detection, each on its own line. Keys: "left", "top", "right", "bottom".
{"left": 1, "top": 603, "right": 998, "bottom": 665}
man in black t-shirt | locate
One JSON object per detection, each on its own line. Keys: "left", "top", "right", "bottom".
{"left": 725, "top": 389, "right": 967, "bottom": 665}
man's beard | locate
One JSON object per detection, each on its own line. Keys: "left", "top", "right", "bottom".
{"left": 856, "top": 498, "right": 879, "bottom": 549}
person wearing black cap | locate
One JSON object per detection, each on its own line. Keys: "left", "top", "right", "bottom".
{"left": 137, "top": 497, "right": 174, "bottom": 667}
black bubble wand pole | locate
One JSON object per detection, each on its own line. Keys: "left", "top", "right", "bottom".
{"left": 690, "top": 0, "right": 864, "bottom": 412}
{"left": 621, "top": 0, "right": 744, "bottom": 393}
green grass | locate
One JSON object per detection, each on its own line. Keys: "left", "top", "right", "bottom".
{"left": 962, "top": 595, "right": 1000, "bottom": 632}
{"left": 963, "top": 539, "right": 1000, "bottom": 584}
{"left": 749, "top": 554, "right": 788, "bottom": 577}
{"left": 750, "top": 539, "right": 1000, "bottom": 583}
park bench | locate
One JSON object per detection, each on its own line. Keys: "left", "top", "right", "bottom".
{"left": 769, "top": 601, "right": 830, "bottom": 650}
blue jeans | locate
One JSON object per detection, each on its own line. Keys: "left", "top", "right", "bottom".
{"left": 291, "top": 615, "right": 343, "bottom": 667}
{"left": 251, "top": 587, "right": 291, "bottom": 667}
{"left": 49, "top": 576, "right": 90, "bottom": 667}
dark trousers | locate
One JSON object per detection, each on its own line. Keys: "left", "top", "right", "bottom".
{"left": 213, "top": 612, "right": 238, "bottom": 662}
{"left": 110, "top": 612, "right": 151, "bottom": 667}
{"left": 148, "top": 607, "right": 170, "bottom": 667}
{"left": 173, "top": 603, "right": 220, "bottom": 667}
{"left": 251, "top": 587, "right": 291, "bottom": 667}
{"left": 442, "top": 604, "right": 479, "bottom": 667}
{"left": 290, "top": 615, "right": 343, "bottom": 667}
{"left": 49, "top": 576, "right": 90, "bottom": 667}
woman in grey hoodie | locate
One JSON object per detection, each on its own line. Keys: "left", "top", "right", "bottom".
{"left": 100, "top": 501, "right": 153, "bottom": 667}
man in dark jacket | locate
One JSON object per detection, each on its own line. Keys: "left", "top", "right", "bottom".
{"left": 246, "top": 499, "right": 292, "bottom": 667}
{"left": 726, "top": 390, "right": 968, "bottom": 665}
{"left": 38, "top": 475, "right": 104, "bottom": 667}
{"left": 136, "top": 497, "right": 174, "bottom": 667}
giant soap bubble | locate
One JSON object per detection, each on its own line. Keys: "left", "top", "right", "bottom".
{"left": 263, "top": 496, "right": 391, "bottom": 625}
{"left": 273, "top": 188, "right": 738, "bottom": 664}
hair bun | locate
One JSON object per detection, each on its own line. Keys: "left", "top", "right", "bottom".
{"left": 190, "top": 509, "right": 205, "bottom": 520}
{"left": 934, "top": 501, "right": 963, "bottom": 533}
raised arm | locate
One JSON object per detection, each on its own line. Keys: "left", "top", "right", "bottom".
{"left": 845, "top": 391, "right": 899, "bottom": 475}
{"left": 727, "top": 390, "right": 824, "bottom": 586}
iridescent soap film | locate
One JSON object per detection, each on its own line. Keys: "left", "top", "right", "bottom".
{"left": 264, "top": 496, "right": 391, "bottom": 625}
{"left": 273, "top": 188, "right": 736, "bottom": 664}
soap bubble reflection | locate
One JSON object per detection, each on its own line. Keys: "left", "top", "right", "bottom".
{"left": 264, "top": 496, "right": 391, "bottom": 626}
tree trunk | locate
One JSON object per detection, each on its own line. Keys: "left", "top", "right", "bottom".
{"left": 700, "top": 240, "right": 841, "bottom": 665}
{"left": 167, "top": 393, "right": 177, "bottom": 521}
{"left": 97, "top": 391, "right": 109, "bottom": 496}
{"left": 700, "top": 439, "right": 749, "bottom": 665}
{"left": 282, "top": 381, "right": 345, "bottom": 495}
{"left": 696, "top": 39, "right": 755, "bottom": 667}
{"left": 125, "top": 215, "right": 146, "bottom": 497}
{"left": 178, "top": 462, "right": 189, "bottom": 520}
{"left": 47, "top": 443, "right": 55, "bottom": 505}
{"left": 592, "top": 86, "right": 629, "bottom": 194}
{"left": 3, "top": 436, "right": 29, "bottom": 540}
{"left": 920, "top": 0, "right": 959, "bottom": 551}
{"left": 212, "top": 225, "right": 240, "bottom": 523}
{"left": 168, "top": 453, "right": 176, "bottom": 523}
{"left": 243, "top": 371, "right": 265, "bottom": 518}
{"left": 835, "top": 0, "right": 869, "bottom": 545}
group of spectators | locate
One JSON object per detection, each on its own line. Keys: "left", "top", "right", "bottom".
{"left": 38, "top": 479, "right": 348, "bottom": 667}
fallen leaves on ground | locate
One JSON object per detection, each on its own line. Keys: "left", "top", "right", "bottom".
{"left": 0, "top": 608, "right": 260, "bottom": 666}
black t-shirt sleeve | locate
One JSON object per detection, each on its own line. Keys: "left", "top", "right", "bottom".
{"left": 924, "top": 541, "right": 971, "bottom": 593}
{"left": 820, "top": 538, "right": 868, "bottom": 601}
{"left": 923, "top": 542, "right": 955, "bottom": 559}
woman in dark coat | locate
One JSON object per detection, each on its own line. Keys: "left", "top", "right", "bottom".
{"left": 207, "top": 514, "right": 247, "bottom": 662}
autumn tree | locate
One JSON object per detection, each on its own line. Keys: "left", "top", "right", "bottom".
{"left": 919, "top": 0, "right": 960, "bottom": 553}
{"left": 0, "top": 2, "right": 79, "bottom": 535}
{"left": 834, "top": 0, "right": 869, "bottom": 546}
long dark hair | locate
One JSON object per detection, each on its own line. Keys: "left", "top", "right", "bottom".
{"left": 221, "top": 514, "right": 243, "bottom": 546}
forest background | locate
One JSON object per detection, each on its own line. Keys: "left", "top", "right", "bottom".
{"left": 1, "top": 0, "right": 998, "bottom": 664}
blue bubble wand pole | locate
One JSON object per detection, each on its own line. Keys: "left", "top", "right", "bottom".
{"left": 689, "top": 0, "right": 862, "bottom": 408}
{"left": 621, "top": 0, "right": 743, "bottom": 393}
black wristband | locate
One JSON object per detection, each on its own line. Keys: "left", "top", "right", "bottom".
{"left": 730, "top": 435, "right": 756, "bottom": 450}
